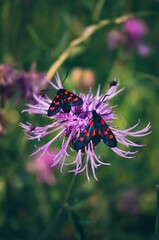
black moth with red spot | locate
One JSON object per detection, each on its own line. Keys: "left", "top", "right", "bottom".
{"left": 48, "top": 89, "right": 83, "bottom": 116}
{"left": 73, "top": 110, "right": 117, "bottom": 151}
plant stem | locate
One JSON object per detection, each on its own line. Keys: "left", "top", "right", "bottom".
{"left": 64, "top": 173, "right": 77, "bottom": 203}
{"left": 45, "top": 11, "right": 152, "bottom": 81}
{"left": 39, "top": 174, "right": 77, "bottom": 240}
{"left": 45, "top": 14, "right": 133, "bottom": 81}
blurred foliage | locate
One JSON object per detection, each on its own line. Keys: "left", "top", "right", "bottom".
{"left": 0, "top": 0, "right": 159, "bottom": 239}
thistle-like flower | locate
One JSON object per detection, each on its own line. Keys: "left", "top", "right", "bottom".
{"left": 21, "top": 73, "right": 151, "bottom": 180}
{"left": 106, "top": 18, "right": 150, "bottom": 56}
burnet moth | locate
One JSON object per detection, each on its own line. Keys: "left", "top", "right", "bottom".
{"left": 73, "top": 95, "right": 117, "bottom": 151}
{"left": 47, "top": 71, "right": 83, "bottom": 116}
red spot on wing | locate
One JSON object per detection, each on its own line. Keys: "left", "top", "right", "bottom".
{"left": 98, "top": 129, "right": 102, "bottom": 135}
{"left": 50, "top": 107, "right": 55, "bottom": 110}
{"left": 92, "top": 129, "right": 96, "bottom": 136}
{"left": 64, "top": 90, "right": 68, "bottom": 94}
{"left": 79, "top": 137, "right": 84, "bottom": 141}
{"left": 55, "top": 102, "right": 60, "bottom": 105}
{"left": 84, "top": 129, "right": 90, "bottom": 136}
{"left": 64, "top": 99, "right": 66, "bottom": 102}
{"left": 106, "top": 127, "right": 110, "bottom": 131}
{"left": 73, "top": 97, "right": 78, "bottom": 101}
{"left": 88, "top": 120, "right": 93, "bottom": 126}
{"left": 104, "top": 131, "right": 108, "bottom": 135}
{"left": 55, "top": 94, "right": 60, "bottom": 98}
{"left": 109, "top": 134, "right": 114, "bottom": 139}
{"left": 53, "top": 101, "right": 56, "bottom": 103}
{"left": 101, "top": 119, "right": 105, "bottom": 125}
{"left": 68, "top": 97, "right": 72, "bottom": 100}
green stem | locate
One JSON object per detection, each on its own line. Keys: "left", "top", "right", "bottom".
{"left": 64, "top": 173, "right": 77, "bottom": 203}
{"left": 39, "top": 174, "right": 77, "bottom": 240}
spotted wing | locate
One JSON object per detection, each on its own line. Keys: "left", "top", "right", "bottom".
{"left": 100, "top": 118, "right": 117, "bottom": 148}
{"left": 73, "top": 118, "right": 97, "bottom": 151}
{"left": 47, "top": 89, "right": 63, "bottom": 116}
{"left": 62, "top": 89, "right": 83, "bottom": 107}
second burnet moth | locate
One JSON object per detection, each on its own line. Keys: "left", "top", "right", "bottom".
{"left": 73, "top": 95, "right": 117, "bottom": 151}
{"left": 47, "top": 72, "right": 83, "bottom": 116}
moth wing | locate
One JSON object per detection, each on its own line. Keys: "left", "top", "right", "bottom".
{"left": 91, "top": 123, "right": 101, "bottom": 147}
{"left": 73, "top": 118, "right": 95, "bottom": 151}
{"left": 47, "top": 90, "right": 63, "bottom": 116}
{"left": 70, "top": 93, "right": 83, "bottom": 106}
{"left": 62, "top": 89, "right": 83, "bottom": 107}
{"left": 100, "top": 120, "right": 117, "bottom": 148}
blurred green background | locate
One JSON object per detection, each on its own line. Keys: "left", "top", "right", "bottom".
{"left": 0, "top": 0, "right": 159, "bottom": 239}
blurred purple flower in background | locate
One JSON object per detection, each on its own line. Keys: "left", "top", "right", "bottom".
{"left": 16, "top": 63, "right": 46, "bottom": 102}
{"left": 0, "top": 64, "right": 15, "bottom": 85}
{"left": 27, "top": 149, "right": 57, "bottom": 185}
{"left": 106, "top": 18, "right": 150, "bottom": 56}
{"left": 117, "top": 190, "right": 140, "bottom": 215}
{"left": 107, "top": 30, "right": 123, "bottom": 49}
{"left": 21, "top": 73, "right": 151, "bottom": 180}
{"left": 123, "top": 18, "right": 147, "bottom": 42}
{"left": 0, "top": 64, "right": 17, "bottom": 99}
{"left": 0, "top": 63, "right": 47, "bottom": 103}
{"left": 0, "top": 63, "right": 47, "bottom": 136}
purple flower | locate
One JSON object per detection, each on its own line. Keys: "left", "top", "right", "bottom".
{"left": 107, "top": 30, "right": 123, "bottom": 49}
{"left": 0, "top": 64, "right": 15, "bottom": 83}
{"left": 0, "top": 64, "right": 17, "bottom": 98}
{"left": 137, "top": 43, "right": 151, "bottom": 56}
{"left": 16, "top": 63, "right": 47, "bottom": 102}
{"left": 21, "top": 73, "right": 151, "bottom": 181}
{"left": 27, "top": 149, "right": 57, "bottom": 185}
{"left": 106, "top": 18, "right": 150, "bottom": 57}
{"left": 123, "top": 18, "right": 147, "bottom": 42}
{"left": 0, "top": 63, "right": 47, "bottom": 103}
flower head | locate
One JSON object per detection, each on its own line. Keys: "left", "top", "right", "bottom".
{"left": 27, "top": 149, "right": 57, "bottom": 184}
{"left": 0, "top": 63, "right": 47, "bottom": 103}
{"left": 107, "top": 30, "right": 123, "bottom": 49}
{"left": 106, "top": 18, "right": 150, "bottom": 56}
{"left": 0, "top": 64, "right": 15, "bottom": 83}
{"left": 21, "top": 73, "right": 151, "bottom": 181}
{"left": 16, "top": 63, "right": 46, "bottom": 102}
{"left": 0, "top": 64, "right": 17, "bottom": 99}
{"left": 123, "top": 18, "right": 147, "bottom": 42}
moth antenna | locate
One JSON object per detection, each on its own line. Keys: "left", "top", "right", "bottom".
{"left": 40, "top": 89, "right": 51, "bottom": 94}
{"left": 96, "top": 94, "right": 109, "bottom": 109}
{"left": 62, "top": 70, "right": 69, "bottom": 85}
{"left": 40, "top": 89, "right": 51, "bottom": 97}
